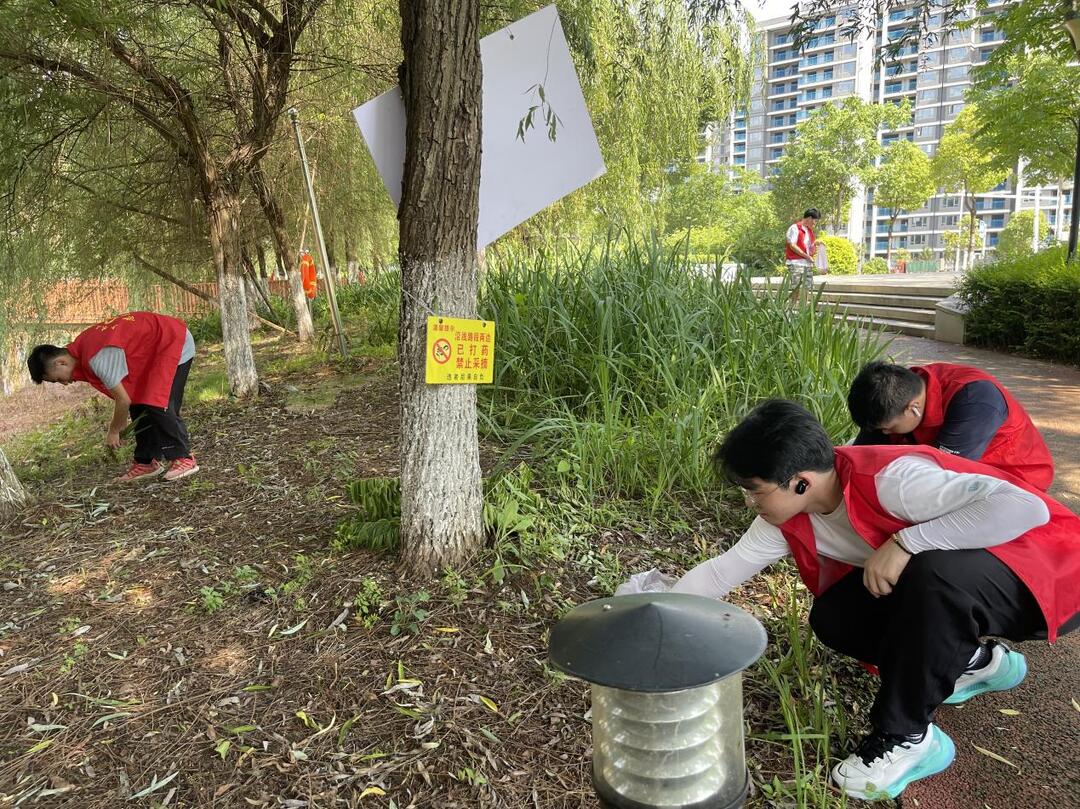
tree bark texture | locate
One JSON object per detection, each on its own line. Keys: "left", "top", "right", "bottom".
{"left": 209, "top": 191, "right": 258, "bottom": 398}
{"left": 250, "top": 164, "right": 315, "bottom": 341}
{"left": 0, "top": 447, "right": 28, "bottom": 515}
{"left": 397, "top": 0, "right": 484, "bottom": 578}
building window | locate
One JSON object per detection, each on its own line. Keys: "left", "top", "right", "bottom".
{"left": 980, "top": 28, "right": 1000, "bottom": 43}
{"left": 917, "top": 89, "right": 940, "bottom": 103}
{"left": 945, "top": 85, "right": 966, "bottom": 100}
{"left": 914, "top": 107, "right": 937, "bottom": 122}
{"left": 946, "top": 66, "right": 968, "bottom": 82}
{"left": 947, "top": 47, "right": 969, "bottom": 64}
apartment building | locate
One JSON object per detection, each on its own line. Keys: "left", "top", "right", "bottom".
{"left": 710, "top": 3, "right": 1075, "bottom": 262}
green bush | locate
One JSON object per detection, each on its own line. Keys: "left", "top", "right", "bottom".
{"left": 863, "top": 257, "right": 889, "bottom": 275}
{"left": 663, "top": 225, "right": 729, "bottom": 258}
{"left": 187, "top": 310, "right": 223, "bottom": 343}
{"left": 959, "top": 246, "right": 1080, "bottom": 364}
{"left": 818, "top": 235, "right": 858, "bottom": 275}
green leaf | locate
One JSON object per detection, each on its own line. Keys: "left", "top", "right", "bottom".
{"left": 214, "top": 739, "right": 231, "bottom": 760}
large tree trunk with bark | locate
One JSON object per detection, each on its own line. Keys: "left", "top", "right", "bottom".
{"left": 250, "top": 166, "right": 315, "bottom": 341}
{"left": 208, "top": 189, "right": 258, "bottom": 398}
{"left": 0, "top": 447, "right": 28, "bottom": 515}
{"left": 397, "top": 0, "right": 484, "bottom": 578}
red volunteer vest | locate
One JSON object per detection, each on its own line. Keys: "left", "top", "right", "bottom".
{"left": 779, "top": 445, "right": 1080, "bottom": 641}
{"left": 67, "top": 312, "right": 188, "bottom": 408}
{"left": 891, "top": 363, "right": 1054, "bottom": 491}
{"left": 785, "top": 222, "right": 815, "bottom": 260}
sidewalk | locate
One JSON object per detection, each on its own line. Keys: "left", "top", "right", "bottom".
{"left": 883, "top": 334, "right": 1080, "bottom": 809}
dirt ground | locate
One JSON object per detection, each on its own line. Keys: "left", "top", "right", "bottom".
{"left": 4, "top": 339, "right": 848, "bottom": 808}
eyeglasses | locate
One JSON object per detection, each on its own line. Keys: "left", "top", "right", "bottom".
{"left": 738, "top": 480, "right": 789, "bottom": 505}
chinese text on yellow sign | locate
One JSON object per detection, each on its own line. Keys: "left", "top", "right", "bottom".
{"left": 425, "top": 316, "right": 495, "bottom": 385}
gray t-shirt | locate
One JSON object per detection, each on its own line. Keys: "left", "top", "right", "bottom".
{"left": 88, "top": 329, "right": 195, "bottom": 390}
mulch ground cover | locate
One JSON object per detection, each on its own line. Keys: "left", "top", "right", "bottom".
{"left": 1, "top": 337, "right": 872, "bottom": 808}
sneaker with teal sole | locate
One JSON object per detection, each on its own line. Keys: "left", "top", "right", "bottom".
{"left": 832, "top": 724, "right": 956, "bottom": 801}
{"left": 944, "top": 640, "right": 1027, "bottom": 705}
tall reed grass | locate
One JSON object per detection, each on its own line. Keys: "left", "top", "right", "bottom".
{"left": 480, "top": 238, "right": 884, "bottom": 509}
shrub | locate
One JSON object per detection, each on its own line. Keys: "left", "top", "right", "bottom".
{"left": 663, "top": 225, "right": 729, "bottom": 258}
{"left": 959, "top": 246, "right": 1080, "bottom": 364}
{"left": 187, "top": 311, "right": 223, "bottom": 343}
{"left": 863, "top": 257, "right": 889, "bottom": 275}
{"left": 817, "top": 235, "right": 858, "bottom": 275}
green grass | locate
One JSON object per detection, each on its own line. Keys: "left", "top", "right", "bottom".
{"left": 4, "top": 406, "right": 115, "bottom": 486}
{"left": 479, "top": 237, "right": 885, "bottom": 513}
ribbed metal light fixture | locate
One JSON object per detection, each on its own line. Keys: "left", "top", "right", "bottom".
{"left": 549, "top": 593, "right": 767, "bottom": 809}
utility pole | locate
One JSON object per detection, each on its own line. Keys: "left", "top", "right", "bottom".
{"left": 289, "top": 108, "right": 348, "bottom": 355}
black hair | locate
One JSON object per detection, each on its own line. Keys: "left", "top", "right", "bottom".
{"left": 847, "top": 361, "right": 924, "bottom": 429}
{"left": 26, "top": 345, "right": 68, "bottom": 384}
{"left": 713, "top": 399, "right": 834, "bottom": 488}
{"left": 803, "top": 208, "right": 820, "bottom": 220}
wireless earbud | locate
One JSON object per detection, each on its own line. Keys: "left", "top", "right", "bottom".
{"left": 912, "top": 407, "right": 921, "bottom": 418}
{"left": 795, "top": 480, "right": 808, "bottom": 495}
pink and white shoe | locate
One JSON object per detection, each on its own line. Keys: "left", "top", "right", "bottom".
{"left": 114, "top": 460, "right": 166, "bottom": 483}
{"left": 164, "top": 456, "right": 200, "bottom": 482}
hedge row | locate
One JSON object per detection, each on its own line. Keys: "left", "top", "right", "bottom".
{"left": 958, "top": 247, "right": 1080, "bottom": 365}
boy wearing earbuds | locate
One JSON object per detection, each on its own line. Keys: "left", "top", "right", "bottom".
{"left": 674, "top": 400, "right": 1080, "bottom": 800}
{"left": 847, "top": 361, "right": 1053, "bottom": 491}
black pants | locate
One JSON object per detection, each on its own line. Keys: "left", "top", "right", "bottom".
{"left": 129, "top": 359, "right": 192, "bottom": 464}
{"left": 808, "top": 550, "right": 1052, "bottom": 736}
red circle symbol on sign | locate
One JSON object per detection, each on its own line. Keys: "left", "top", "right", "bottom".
{"left": 432, "top": 338, "right": 452, "bottom": 364}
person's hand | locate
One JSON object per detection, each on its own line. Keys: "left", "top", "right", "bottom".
{"left": 106, "top": 429, "right": 122, "bottom": 449}
{"left": 862, "top": 536, "right": 912, "bottom": 597}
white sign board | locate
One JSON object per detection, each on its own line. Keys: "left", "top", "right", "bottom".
{"left": 352, "top": 5, "right": 606, "bottom": 248}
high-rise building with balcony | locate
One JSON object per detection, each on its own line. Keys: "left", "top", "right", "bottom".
{"left": 710, "top": 3, "right": 1075, "bottom": 262}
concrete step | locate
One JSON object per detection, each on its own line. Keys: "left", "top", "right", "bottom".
{"left": 817, "top": 280, "right": 956, "bottom": 297}
{"left": 822, "top": 302, "right": 937, "bottom": 324}
{"left": 830, "top": 312, "right": 937, "bottom": 338}
{"left": 816, "top": 291, "right": 943, "bottom": 310}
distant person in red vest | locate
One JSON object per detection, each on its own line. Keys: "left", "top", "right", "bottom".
{"left": 785, "top": 208, "right": 820, "bottom": 297}
{"left": 27, "top": 312, "right": 199, "bottom": 483}
{"left": 674, "top": 400, "right": 1079, "bottom": 800}
{"left": 848, "top": 361, "right": 1053, "bottom": 491}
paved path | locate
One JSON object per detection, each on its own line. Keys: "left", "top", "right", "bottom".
{"left": 882, "top": 334, "right": 1080, "bottom": 809}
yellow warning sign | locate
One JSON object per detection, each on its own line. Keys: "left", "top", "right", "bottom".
{"left": 425, "top": 316, "right": 495, "bottom": 385}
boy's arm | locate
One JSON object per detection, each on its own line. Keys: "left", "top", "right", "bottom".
{"left": 875, "top": 455, "right": 1049, "bottom": 552}
{"left": 672, "top": 516, "right": 790, "bottom": 599}
{"left": 934, "top": 380, "right": 1009, "bottom": 460}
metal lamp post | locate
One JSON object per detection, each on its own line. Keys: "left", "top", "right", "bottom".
{"left": 549, "top": 593, "right": 767, "bottom": 809}
{"left": 1065, "top": 9, "right": 1080, "bottom": 262}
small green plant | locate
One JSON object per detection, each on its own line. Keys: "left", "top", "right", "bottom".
{"left": 200, "top": 586, "right": 225, "bottom": 615}
{"left": 331, "top": 516, "right": 400, "bottom": 554}
{"left": 454, "top": 766, "right": 488, "bottom": 787}
{"left": 862, "top": 256, "right": 889, "bottom": 274}
{"left": 440, "top": 568, "right": 469, "bottom": 607}
{"left": 233, "top": 565, "right": 259, "bottom": 585}
{"left": 58, "top": 616, "right": 83, "bottom": 634}
{"left": 390, "top": 589, "right": 430, "bottom": 637}
{"left": 352, "top": 577, "right": 385, "bottom": 628}
{"left": 237, "top": 463, "right": 264, "bottom": 489}
{"left": 60, "top": 641, "right": 89, "bottom": 675}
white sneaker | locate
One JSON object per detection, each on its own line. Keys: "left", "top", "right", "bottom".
{"left": 944, "top": 640, "right": 1027, "bottom": 705}
{"left": 832, "top": 724, "right": 955, "bottom": 800}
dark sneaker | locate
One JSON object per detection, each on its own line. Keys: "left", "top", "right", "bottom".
{"left": 831, "top": 724, "right": 955, "bottom": 800}
{"left": 944, "top": 640, "right": 1027, "bottom": 705}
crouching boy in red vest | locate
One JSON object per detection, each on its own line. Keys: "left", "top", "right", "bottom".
{"left": 27, "top": 312, "right": 200, "bottom": 483}
{"left": 674, "top": 400, "right": 1079, "bottom": 800}
{"left": 848, "top": 360, "right": 1053, "bottom": 491}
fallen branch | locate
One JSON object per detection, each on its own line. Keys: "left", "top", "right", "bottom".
{"left": 129, "top": 251, "right": 295, "bottom": 336}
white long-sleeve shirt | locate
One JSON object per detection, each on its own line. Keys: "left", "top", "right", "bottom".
{"left": 673, "top": 455, "right": 1050, "bottom": 600}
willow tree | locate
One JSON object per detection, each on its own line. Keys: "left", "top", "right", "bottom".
{"left": 0, "top": 0, "right": 335, "bottom": 395}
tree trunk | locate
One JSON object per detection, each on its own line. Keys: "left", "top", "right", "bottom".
{"left": 965, "top": 187, "right": 976, "bottom": 271}
{"left": 250, "top": 165, "right": 315, "bottom": 341}
{"left": 345, "top": 234, "right": 360, "bottom": 283}
{"left": 208, "top": 189, "right": 258, "bottom": 398}
{"left": 0, "top": 447, "right": 28, "bottom": 515}
{"left": 886, "top": 217, "right": 896, "bottom": 266}
{"left": 397, "top": 0, "right": 484, "bottom": 578}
